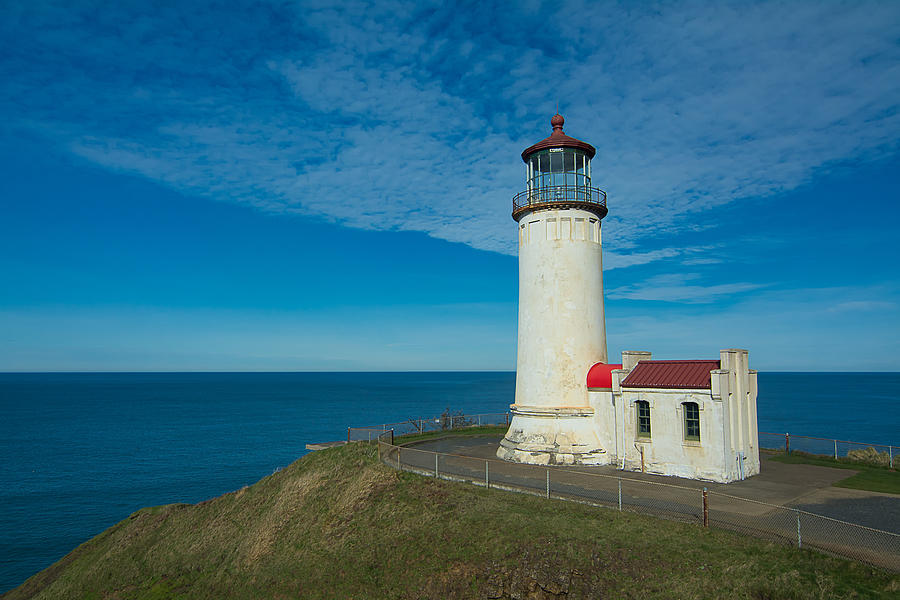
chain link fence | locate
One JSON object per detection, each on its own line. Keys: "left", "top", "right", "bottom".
{"left": 706, "top": 491, "right": 899, "bottom": 568}
{"left": 348, "top": 412, "right": 509, "bottom": 442}
{"left": 354, "top": 415, "right": 900, "bottom": 572}
{"left": 759, "top": 431, "right": 895, "bottom": 467}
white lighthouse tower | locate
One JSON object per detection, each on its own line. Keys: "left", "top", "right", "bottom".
{"left": 498, "top": 114, "right": 610, "bottom": 466}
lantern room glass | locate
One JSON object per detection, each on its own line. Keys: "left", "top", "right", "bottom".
{"left": 526, "top": 149, "right": 591, "bottom": 202}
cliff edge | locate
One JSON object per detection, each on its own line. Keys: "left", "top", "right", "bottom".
{"left": 5, "top": 443, "right": 897, "bottom": 599}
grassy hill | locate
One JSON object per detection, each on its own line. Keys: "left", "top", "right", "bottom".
{"left": 6, "top": 442, "right": 898, "bottom": 599}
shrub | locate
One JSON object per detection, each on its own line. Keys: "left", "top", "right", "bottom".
{"left": 846, "top": 447, "right": 891, "bottom": 467}
{"left": 439, "top": 408, "right": 475, "bottom": 430}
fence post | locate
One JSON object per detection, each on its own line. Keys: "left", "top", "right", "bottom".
{"left": 796, "top": 510, "right": 802, "bottom": 548}
{"left": 785, "top": 433, "right": 790, "bottom": 454}
{"left": 506, "top": 413, "right": 509, "bottom": 426}
{"left": 478, "top": 414, "right": 482, "bottom": 427}
{"left": 485, "top": 461, "right": 489, "bottom": 488}
{"left": 435, "top": 453, "right": 439, "bottom": 478}
{"left": 890, "top": 446, "right": 894, "bottom": 469}
{"left": 546, "top": 469, "right": 550, "bottom": 499}
{"left": 397, "top": 446, "right": 401, "bottom": 471}
{"left": 702, "top": 488, "right": 709, "bottom": 528}
{"left": 618, "top": 479, "right": 622, "bottom": 511}
{"left": 347, "top": 427, "right": 350, "bottom": 444}
{"left": 834, "top": 439, "right": 838, "bottom": 460}
{"left": 390, "top": 429, "right": 394, "bottom": 445}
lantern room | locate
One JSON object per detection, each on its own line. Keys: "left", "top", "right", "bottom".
{"left": 512, "top": 114, "right": 607, "bottom": 221}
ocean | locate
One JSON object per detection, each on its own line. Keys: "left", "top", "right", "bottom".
{"left": 0, "top": 371, "right": 897, "bottom": 592}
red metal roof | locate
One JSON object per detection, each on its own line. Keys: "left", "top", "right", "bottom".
{"left": 621, "top": 360, "right": 721, "bottom": 390}
{"left": 521, "top": 114, "right": 596, "bottom": 162}
{"left": 586, "top": 362, "right": 623, "bottom": 389}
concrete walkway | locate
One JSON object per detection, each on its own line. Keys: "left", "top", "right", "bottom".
{"left": 385, "top": 434, "right": 900, "bottom": 570}
{"left": 399, "top": 434, "right": 900, "bottom": 539}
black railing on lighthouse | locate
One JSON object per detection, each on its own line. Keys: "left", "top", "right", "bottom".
{"left": 512, "top": 185, "right": 608, "bottom": 220}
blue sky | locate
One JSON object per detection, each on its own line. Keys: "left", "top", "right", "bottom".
{"left": 1, "top": 0, "right": 898, "bottom": 371}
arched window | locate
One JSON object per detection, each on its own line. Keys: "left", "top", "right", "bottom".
{"left": 636, "top": 401, "right": 651, "bottom": 438}
{"left": 683, "top": 402, "right": 700, "bottom": 441}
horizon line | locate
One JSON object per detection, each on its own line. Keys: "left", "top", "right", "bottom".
{"left": 2, "top": 370, "right": 898, "bottom": 375}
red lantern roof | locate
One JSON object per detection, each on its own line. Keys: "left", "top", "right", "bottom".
{"left": 586, "top": 362, "right": 623, "bottom": 389}
{"left": 521, "top": 114, "right": 596, "bottom": 162}
{"left": 621, "top": 360, "right": 721, "bottom": 390}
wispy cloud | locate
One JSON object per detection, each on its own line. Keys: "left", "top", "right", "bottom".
{"left": 607, "top": 285, "right": 900, "bottom": 370}
{"left": 2, "top": 1, "right": 898, "bottom": 259}
{"left": 604, "top": 249, "right": 681, "bottom": 270}
{"left": 608, "top": 273, "right": 766, "bottom": 303}
{"left": 682, "top": 258, "right": 724, "bottom": 266}
{"left": 828, "top": 300, "right": 898, "bottom": 313}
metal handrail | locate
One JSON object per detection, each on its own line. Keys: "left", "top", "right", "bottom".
{"left": 512, "top": 185, "right": 607, "bottom": 219}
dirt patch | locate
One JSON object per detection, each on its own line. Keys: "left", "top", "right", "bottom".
{"left": 418, "top": 545, "right": 617, "bottom": 599}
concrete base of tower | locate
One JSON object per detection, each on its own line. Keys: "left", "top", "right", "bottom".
{"left": 496, "top": 404, "right": 611, "bottom": 466}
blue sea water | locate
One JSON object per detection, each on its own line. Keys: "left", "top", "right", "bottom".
{"left": 0, "top": 371, "right": 897, "bottom": 593}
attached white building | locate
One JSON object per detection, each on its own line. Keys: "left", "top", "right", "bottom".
{"left": 498, "top": 115, "right": 760, "bottom": 483}
{"left": 587, "top": 349, "right": 760, "bottom": 483}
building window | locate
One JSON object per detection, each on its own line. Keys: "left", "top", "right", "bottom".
{"left": 636, "top": 401, "right": 651, "bottom": 438}
{"left": 683, "top": 402, "right": 700, "bottom": 442}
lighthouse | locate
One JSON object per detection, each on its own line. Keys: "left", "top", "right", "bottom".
{"left": 497, "top": 114, "right": 611, "bottom": 466}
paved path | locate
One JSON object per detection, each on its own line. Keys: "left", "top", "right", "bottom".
{"left": 404, "top": 434, "right": 899, "bottom": 521}
{"left": 385, "top": 433, "right": 900, "bottom": 571}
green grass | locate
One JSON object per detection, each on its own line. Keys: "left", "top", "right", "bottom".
{"left": 834, "top": 470, "right": 900, "bottom": 494}
{"left": 7, "top": 443, "right": 899, "bottom": 600}
{"left": 767, "top": 451, "right": 900, "bottom": 494}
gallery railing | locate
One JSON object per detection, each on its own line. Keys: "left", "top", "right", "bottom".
{"left": 511, "top": 185, "right": 607, "bottom": 219}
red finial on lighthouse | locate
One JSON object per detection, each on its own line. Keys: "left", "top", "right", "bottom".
{"left": 551, "top": 113, "right": 565, "bottom": 132}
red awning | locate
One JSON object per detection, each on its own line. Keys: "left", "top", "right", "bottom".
{"left": 586, "top": 362, "right": 623, "bottom": 389}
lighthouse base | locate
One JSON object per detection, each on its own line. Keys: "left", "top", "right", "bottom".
{"left": 497, "top": 404, "right": 610, "bottom": 466}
